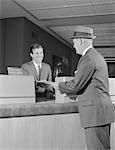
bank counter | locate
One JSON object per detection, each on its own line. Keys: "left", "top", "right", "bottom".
{"left": 0, "top": 75, "right": 115, "bottom": 150}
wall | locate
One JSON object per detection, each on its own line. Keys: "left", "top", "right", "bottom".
{"left": 2, "top": 17, "right": 114, "bottom": 76}
{"left": 5, "top": 18, "right": 25, "bottom": 68}
{"left": 0, "top": 20, "right": 2, "bottom": 73}
{"left": 0, "top": 19, "right": 6, "bottom": 73}
{"left": 0, "top": 17, "right": 76, "bottom": 75}
{"left": 96, "top": 47, "right": 115, "bottom": 58}
{"left": 23, "top": 17, "right": 74, "bottom": 75}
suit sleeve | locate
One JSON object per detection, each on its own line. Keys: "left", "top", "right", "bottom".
{"left": 59, "top": 57, "right": 95, "bottom": 95}
{"left": 21, "top": 64, "right": 29, "bottom": 75}
{"left": 47, "top": 65, "right": 52, "bottom": 81}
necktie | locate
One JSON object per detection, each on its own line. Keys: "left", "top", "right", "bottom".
{"left": 37, "top": 65, "right": 40, "bottom": 80}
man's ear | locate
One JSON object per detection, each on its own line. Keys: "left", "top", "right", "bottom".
{"left": 80, "top": 39, "right": 83, "bottom": 45}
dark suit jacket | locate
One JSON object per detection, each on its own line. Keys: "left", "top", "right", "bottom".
{"left": 21, "top": 61, "right": 52, "bottom": 82}
{"left": 21, "top": 61, "right": 54, "bottom": 100}
{"left": 59, "top": 47, "right": 115, "bottom": 128}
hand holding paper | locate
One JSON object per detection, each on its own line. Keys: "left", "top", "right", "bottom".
{"left": 38, "top": 80, "right": 59, "bottom": 90}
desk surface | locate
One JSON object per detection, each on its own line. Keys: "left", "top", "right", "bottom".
{"left": 0, "top": 100, "right": 114, "bottom": 118}
{"left": 0, "top": 100, "right": 78, "bottom": 118}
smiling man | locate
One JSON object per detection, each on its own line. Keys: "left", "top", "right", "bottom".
{"left": 21, "top": 43, "right": 53, "bottom": 99}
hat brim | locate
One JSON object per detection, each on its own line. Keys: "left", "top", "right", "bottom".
{"left": 71, "top": 35, "right": 96, "bottom": 39}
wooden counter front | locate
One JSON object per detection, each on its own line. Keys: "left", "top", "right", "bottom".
{"left": 0, "top": 101, "right": 115, "bottom": 150}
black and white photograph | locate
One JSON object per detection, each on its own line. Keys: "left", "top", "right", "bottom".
{"left": 0, "top": 0, "right": 115, "bottom": 150}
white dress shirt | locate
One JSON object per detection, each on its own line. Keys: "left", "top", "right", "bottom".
{"left": 33, "top": 61, "right": 41, "bottom": 74}
{"left": 82, "top": 45, "right": 92, "bottom": 56}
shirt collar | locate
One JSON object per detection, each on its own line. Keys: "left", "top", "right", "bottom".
{"left": 82, "top": 45, "right": 92, "bottom": 56}
{"left": 33, "top": 61, "right": 41, "bottom": 68}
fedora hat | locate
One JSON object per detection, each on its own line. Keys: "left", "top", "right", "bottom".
{"left": 71, "top": 26, "right": 96, "bottom": 39}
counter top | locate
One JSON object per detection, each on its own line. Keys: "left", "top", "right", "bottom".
{"left": 0, "top": 100, "right": 114, "bottom": 118}
{"left": 0, "top": 100, "right": 78, "bottom": 118}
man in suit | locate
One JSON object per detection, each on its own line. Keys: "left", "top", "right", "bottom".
{"left": 47, "top": 26, "right": 115, "bottom": 149}
{"left": 21, "top": 43, "right": 53, "bottom": 99}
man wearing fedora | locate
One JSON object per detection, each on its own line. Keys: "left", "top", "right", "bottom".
{"left": 44, "top": 26, "right": 115, "bottom": 149}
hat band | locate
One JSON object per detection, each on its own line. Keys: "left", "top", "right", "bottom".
{"left": 71, "top": 32, "right": 96, "bottom": 39}
{"left": 74, "top": 31, "right": 92, "bottom": 37}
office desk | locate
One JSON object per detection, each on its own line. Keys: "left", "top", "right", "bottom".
{"left": 0, "top": 101, "right": 115, "bottom": 150}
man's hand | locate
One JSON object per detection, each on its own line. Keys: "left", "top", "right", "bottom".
{"left": 50, "top": 82, "right": 59, "bottom": 90}
{"left": 37, "top": 86, "right": 46, "bottom": 93}
{"left": 46, "top": 84, "right": 54, "bottom": 92}
{"left": 37, "top": 80, "right": 59, "bottom": 90}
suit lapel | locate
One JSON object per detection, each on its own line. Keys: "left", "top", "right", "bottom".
{"left": 30, "top": 61, "right": 39, "bottom": 80}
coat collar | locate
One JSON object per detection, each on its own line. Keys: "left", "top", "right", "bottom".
{"left": 82, "top": 45, "right": 92, "bottom": 56}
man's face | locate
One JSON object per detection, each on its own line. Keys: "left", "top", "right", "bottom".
{"left": 30, "top": 47, "right": 44, "bottom": 64}
{"left": 73, "top": 38, "right": 82, "bottom": 55}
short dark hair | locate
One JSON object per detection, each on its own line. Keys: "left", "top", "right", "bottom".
{"left": 30, "top": 43, "right": 43, "bottom": 54}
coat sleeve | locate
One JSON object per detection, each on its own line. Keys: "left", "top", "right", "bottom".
{"left": 47, "top": 65, "right": 52, "bottom": 81}
{"left": 21, "top": 64, "right": 29, "bottom": 75}
{"left": 59, "top": 56, "right": 95, "bottom": 95}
